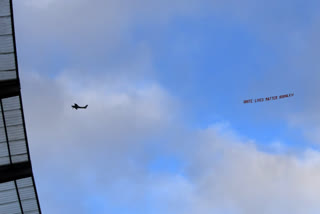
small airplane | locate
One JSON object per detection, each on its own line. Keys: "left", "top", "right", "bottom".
{"left": 72, "top": 103, "right": 88, "bottom": 110}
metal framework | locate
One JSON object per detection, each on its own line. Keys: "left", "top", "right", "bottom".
{"left": 0, "top": 0, "right": 41, "bottom": 213}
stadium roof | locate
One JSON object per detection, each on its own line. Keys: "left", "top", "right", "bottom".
{"left": 0, "top": 0, "right": 42, "bottom": 213}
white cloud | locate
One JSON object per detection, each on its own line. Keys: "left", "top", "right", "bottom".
{"left": 166, "top": 126, "right": 320, "bottom": 214}
{"left": 21, "top": 68, "right": 177, "bottom": 155}
{"left": 20, "top": 67, "right": 179, "bottom": 213}
{"left": 21, "top": 71, "right": 320, "bottom": 213}
{"left": 12, "top": 0, "right": 320, "bottom": 213}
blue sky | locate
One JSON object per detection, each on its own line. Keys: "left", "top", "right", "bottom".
{"left": 11, "top": 0, "right": 320, "bottom": 213}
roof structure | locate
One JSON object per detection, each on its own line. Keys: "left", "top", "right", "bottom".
{"left": 0, "top": 0, "right": 42, "bottom": 213}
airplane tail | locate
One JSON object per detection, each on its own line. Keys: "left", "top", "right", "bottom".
{"left": 85, "top": 105, "right": 88, "bottom": 108}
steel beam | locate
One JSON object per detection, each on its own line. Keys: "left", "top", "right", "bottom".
{"left": 0, "top": 79, "right": 20, "bottom": 99}
{"left": 0, "top": 162, "right": 32, "bottom": 184}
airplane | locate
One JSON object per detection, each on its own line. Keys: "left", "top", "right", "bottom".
{"left": 72, "top": 103, "right": 88, "bottom": 110}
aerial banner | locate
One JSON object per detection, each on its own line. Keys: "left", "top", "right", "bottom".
{"left": 243, "top": 93, "right": 294, "bottom": 104}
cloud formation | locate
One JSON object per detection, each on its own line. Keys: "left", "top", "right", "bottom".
{"left": 183, "top": 126, "right": 320, "bottom": 214}
{"left": 20, "top": 68, "right": 178, "bottom": 213}
{"left": 19, "top": 69, "right": 320, "bottom": 214}
{"left": 12, "top": 0, "right": 320, "bottom": 213}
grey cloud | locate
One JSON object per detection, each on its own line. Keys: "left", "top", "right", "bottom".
{"left": 13, "top": 0, "right": 202, "bottom": 48}
{"left": 270, "top": 15, "right": 320, "bottom": 144}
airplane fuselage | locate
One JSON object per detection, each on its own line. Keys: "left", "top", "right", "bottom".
{"left": 72, "top": 104, "right": 88, "bottom": 110}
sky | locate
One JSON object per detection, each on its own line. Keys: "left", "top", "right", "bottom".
{"left": 10, "top": 0, "right": 320, "bottom": 213}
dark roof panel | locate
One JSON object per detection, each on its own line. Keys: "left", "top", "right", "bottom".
{"left": 0, "top": 35, "right": 14, "bottom": 52}
{"left": 0, "top": 16, "right": 12, "bottom": 35}
{"left": 0, "top": 0, "right": 10, "bottom": 16}
{"left": 0, "top": 0, "right": 16, "bottom": 81}
{"left": 0, "top": 177, "right": 41, "bottom": 214}
{"left": 1, "top": 96, "right": 28, "bottom": 165}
